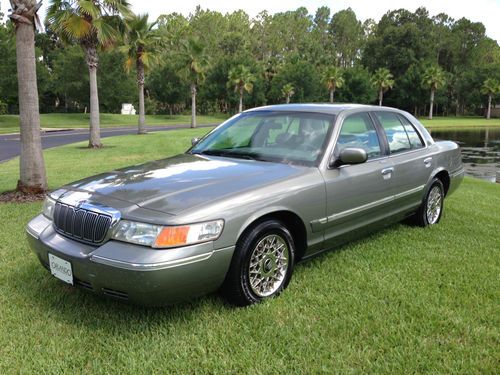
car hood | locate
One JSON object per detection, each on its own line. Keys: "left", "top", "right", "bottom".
{"left": 64, "top": 154, "right": 307, "bottom": 215}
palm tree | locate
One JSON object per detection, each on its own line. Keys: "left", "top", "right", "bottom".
{"left": 281, "top": 83, "right": 295, "bottom": 104}
{"left": 227, "top": 65, "right": 255, "bottom": 113}
{"left": 179, "top": 37, "right": 209, "bottom": 128}
{"left": 371, "top": 68, "right": 394, "bottom": 106}
{"left": 323, "top": 67, "right": 344, "bottom": 103}
{"left": 422, "top": 65, "right": 446, "bottom": 120}
{"left": 47, "top": 0, "right": 131, "bottom": 148}
{"left": 121, "top": 13, "right": 160, "bottom": 134}
{"left": 481, "top": 78, "right": 500, "bottom": 119}
{"left": 9, "top": 0, "right": 47, "bottom": 193}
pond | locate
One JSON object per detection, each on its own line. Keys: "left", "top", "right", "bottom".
{"left": 430, "top": 127, "right": 500, "bottom": 183}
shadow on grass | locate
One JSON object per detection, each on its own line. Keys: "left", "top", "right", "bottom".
{"left": 8, "top": 259, "right": 229, "bottom": 335}
{"left": 75, "top": 145, "right": 118, "bottom": 150}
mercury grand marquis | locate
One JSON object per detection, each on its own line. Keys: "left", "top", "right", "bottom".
{"left": 26, "top": 104, "right": 464, "bottom": 306}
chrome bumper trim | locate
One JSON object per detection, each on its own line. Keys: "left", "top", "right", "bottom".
{"left": 89, "top": 246, "right": 233, "bottom": 271}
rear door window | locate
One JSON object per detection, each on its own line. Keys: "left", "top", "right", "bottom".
{"left": 376, "top": 112, "right": 412, "bottom": 154}
{"left": 398, "top": 115, "right": 425, "bottom": 149}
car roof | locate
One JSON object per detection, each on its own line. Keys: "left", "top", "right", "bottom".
{"left": 244, "top": 103, "right": 386, "bottom": 115}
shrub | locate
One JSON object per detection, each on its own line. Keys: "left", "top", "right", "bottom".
{"left": 0, "top": 100, "right": 7, "bottom": 115}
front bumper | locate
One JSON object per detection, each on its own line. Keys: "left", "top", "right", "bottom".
{"left": 26, "top": 214, "right": 234, "bottom": 306}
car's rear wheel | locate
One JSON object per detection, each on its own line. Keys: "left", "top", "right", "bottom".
{"left": 411, "top": 178, "right": 445, "bottom": 227}
{"left": 221, "top": 220, "right": 295, "bottom": 306}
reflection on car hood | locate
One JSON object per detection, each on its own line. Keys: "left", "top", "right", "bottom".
{"left": 66, "top": 154, "right": 306, "bottom": 215}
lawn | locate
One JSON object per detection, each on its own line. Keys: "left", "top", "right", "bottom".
{"left": 0, "top": 113, "right": 229, "bottom": 134}
{"left": 0, "top": 129, "right": 499, "bottom": 373}
{"left": 419, "top": 116, "right": 500, "bottom": 129}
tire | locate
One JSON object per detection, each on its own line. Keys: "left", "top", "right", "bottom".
{"left": 221, "top": 220, "right": 295, "bottom": 307}
{"left": 410, "top": 178, "right": 445, "bottom": 227}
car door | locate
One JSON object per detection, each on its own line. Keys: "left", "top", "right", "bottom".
{"left": 318, "top": 112, "right": 395, "bottom": 249}
{"left": 374, "top": 111, "right": 433, "bottom": 214}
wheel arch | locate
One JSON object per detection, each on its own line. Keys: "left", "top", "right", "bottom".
{"left": 236, "top": 208, "right": 308, "bottom": 262}
{"left": 429, "top": 167, "right": 450, "bottom": 196}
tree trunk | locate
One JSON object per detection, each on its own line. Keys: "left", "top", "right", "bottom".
{"left": 137, "top": 61, "right": 146, "bottom": 134}
{"left": 486, "top": 94, "right": 492, "bottom": 119}
{"left": 14, "top": 17, "right": 47, "bottom": 192}
{"left": 329, "top": 89, "right": 334, "bottom": 103}
{"left": 191, "top": 83, "right": 197, "bottom": 128}
{"left": 238, "top": 87, "right": 243, "bottom": 113}
{"left": 429, "top": 89, "right": 435, "bottom": 120}
{"left": 286, "top": 95, "right": 290, "bottom": 104}
{"left": 378, "top": 89, "right": 383, "bottom": 106}
{"left": 85, "top": 45, "right": 101, "bottom": 148}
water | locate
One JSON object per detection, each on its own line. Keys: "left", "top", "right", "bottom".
{"left": 431, "top": 127, "right": 500, "bottom": 183}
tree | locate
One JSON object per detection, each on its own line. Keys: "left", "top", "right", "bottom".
{"left": 329, "top": 8, "right": 364, "bottom": 67}
{"left": 227, "top": 65, "right": 255, "bottom": 112}
{"left": 121, "top": 13, "right": 160, "bottom": 134}
{"left": 323, "top": 66, "right": 344, "bottom": 103}
{"left": 281, "top": 83, "right": 295, "bottom": 104}
{"left": 481, "top": 78, "right": 500, "bottom": 119}
{"left": 9, "top": 0, "right": 47, "bottom": 193}
{"left": 371, "top": 68, "right": 394, "bottom": 106}
{"left": 422, "top": 65, "right": 446, "bottom": 119}
{"left": 178, "top": 37, "right": 209, "bottom": 128}
{"left": 47, "top": 0, "right": 130, "bottom": 148}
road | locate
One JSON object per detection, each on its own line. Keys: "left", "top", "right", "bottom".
{"left": 0, "top": 124, "right": 216, "bottom": 162}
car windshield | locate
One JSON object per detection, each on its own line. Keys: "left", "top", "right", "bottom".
{"left": 190, "top": 111, "right": 336, "bottom": 166}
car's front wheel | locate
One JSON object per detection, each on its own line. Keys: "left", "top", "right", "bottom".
{"left": 222, "top": 220, "right": 295, "bottom": 306}
{"left": 411, "top": 178, "right": 445, "bottom": 227}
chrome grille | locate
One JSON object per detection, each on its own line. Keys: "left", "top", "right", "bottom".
{"left": 53, "top": 202, "right": 112, "bottom": 244}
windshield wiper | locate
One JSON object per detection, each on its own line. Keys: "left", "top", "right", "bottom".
{"left": 196, "top": 149, "right": 266, "bottom": 161}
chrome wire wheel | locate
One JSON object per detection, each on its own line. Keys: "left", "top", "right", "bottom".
{"left": 248, "top": 234, "right": 290, "bottom": 297}
{"left": 426, "top": 185, "right": 443, "bottom": 224}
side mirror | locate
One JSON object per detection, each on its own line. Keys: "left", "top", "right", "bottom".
{"left": 338, "top": 148, "right": 368, "bottom": 166}
{"left": 191, "top": 137, "right": 200, "bottom": 147}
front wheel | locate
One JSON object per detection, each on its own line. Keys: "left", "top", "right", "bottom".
{"left": 411, "top": 178, "right": 445, "bottom": 227}
{"left": 221, "top": 220, "right": 295, "bottom": 306}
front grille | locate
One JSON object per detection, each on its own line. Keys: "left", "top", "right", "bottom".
{"left": 53, "top": 202, "right": 112, "bottom": 244}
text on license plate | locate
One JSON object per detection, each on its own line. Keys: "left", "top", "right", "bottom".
{"left": 48, "top": 253, "right": 73, "bottom": 285}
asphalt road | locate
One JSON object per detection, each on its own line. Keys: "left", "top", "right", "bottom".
{"left": 0, "top": 123, "right": 216, "bottom": 163}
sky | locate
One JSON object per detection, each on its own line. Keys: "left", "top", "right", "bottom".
{"left": 1, "top": 0, "right": 499, "bottom": 41}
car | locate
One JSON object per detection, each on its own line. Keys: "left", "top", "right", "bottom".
{"left": 26, "top": 104, "right": 464, "bottom": 306}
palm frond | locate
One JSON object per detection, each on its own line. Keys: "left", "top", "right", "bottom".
{"left": 76, "top": 0, "right": 99, "bottom": 19}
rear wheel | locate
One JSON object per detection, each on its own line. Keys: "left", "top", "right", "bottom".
{"left": 411, "top": 178, "right": 445, "bottom": 227}
{"left": 221, "top": 220, "right": 295, "bottom": 306}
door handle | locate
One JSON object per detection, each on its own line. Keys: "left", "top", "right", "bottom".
{"left": 381, "top": 167, "right": 394, "bottom": 180}
{"left": 424, "top": 157, "right": 432, "bottom": 167}
{"left": 381, "top": 167, "right": 394, "bottom": 175}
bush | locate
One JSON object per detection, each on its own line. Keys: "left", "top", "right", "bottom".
{"left": 0, "top": 100, "right": 8, "bottom": 115}
{"left": 145, "top": 97, "right": 159, "bottom": 115}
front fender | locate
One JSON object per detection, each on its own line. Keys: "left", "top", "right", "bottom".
{"left": 235, "top": 205, "right": 305, "bottom": 240}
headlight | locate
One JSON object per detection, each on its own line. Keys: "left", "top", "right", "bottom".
{"left": 42, "top": 196, "right": 56, "bottom": 220}
{"left": 111, "top": 219, "right": 224, "bottom": 248}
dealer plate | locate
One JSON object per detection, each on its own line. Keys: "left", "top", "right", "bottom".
{"left": 48, "top": 253, "right": 73, "bottom": 285}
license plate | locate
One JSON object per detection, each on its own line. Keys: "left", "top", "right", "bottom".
{"left": 48, "top": 253, "right": 73, "bottom": 285}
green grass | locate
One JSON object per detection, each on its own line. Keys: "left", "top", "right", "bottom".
{"left": 0, "top": 113, "right": 228, "bottom": 134}
{"left": 419, "top": 116, "right": 500, "bottom": 129}
{"left": 0, "top": 129, "right": 499, "bottom": 373}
